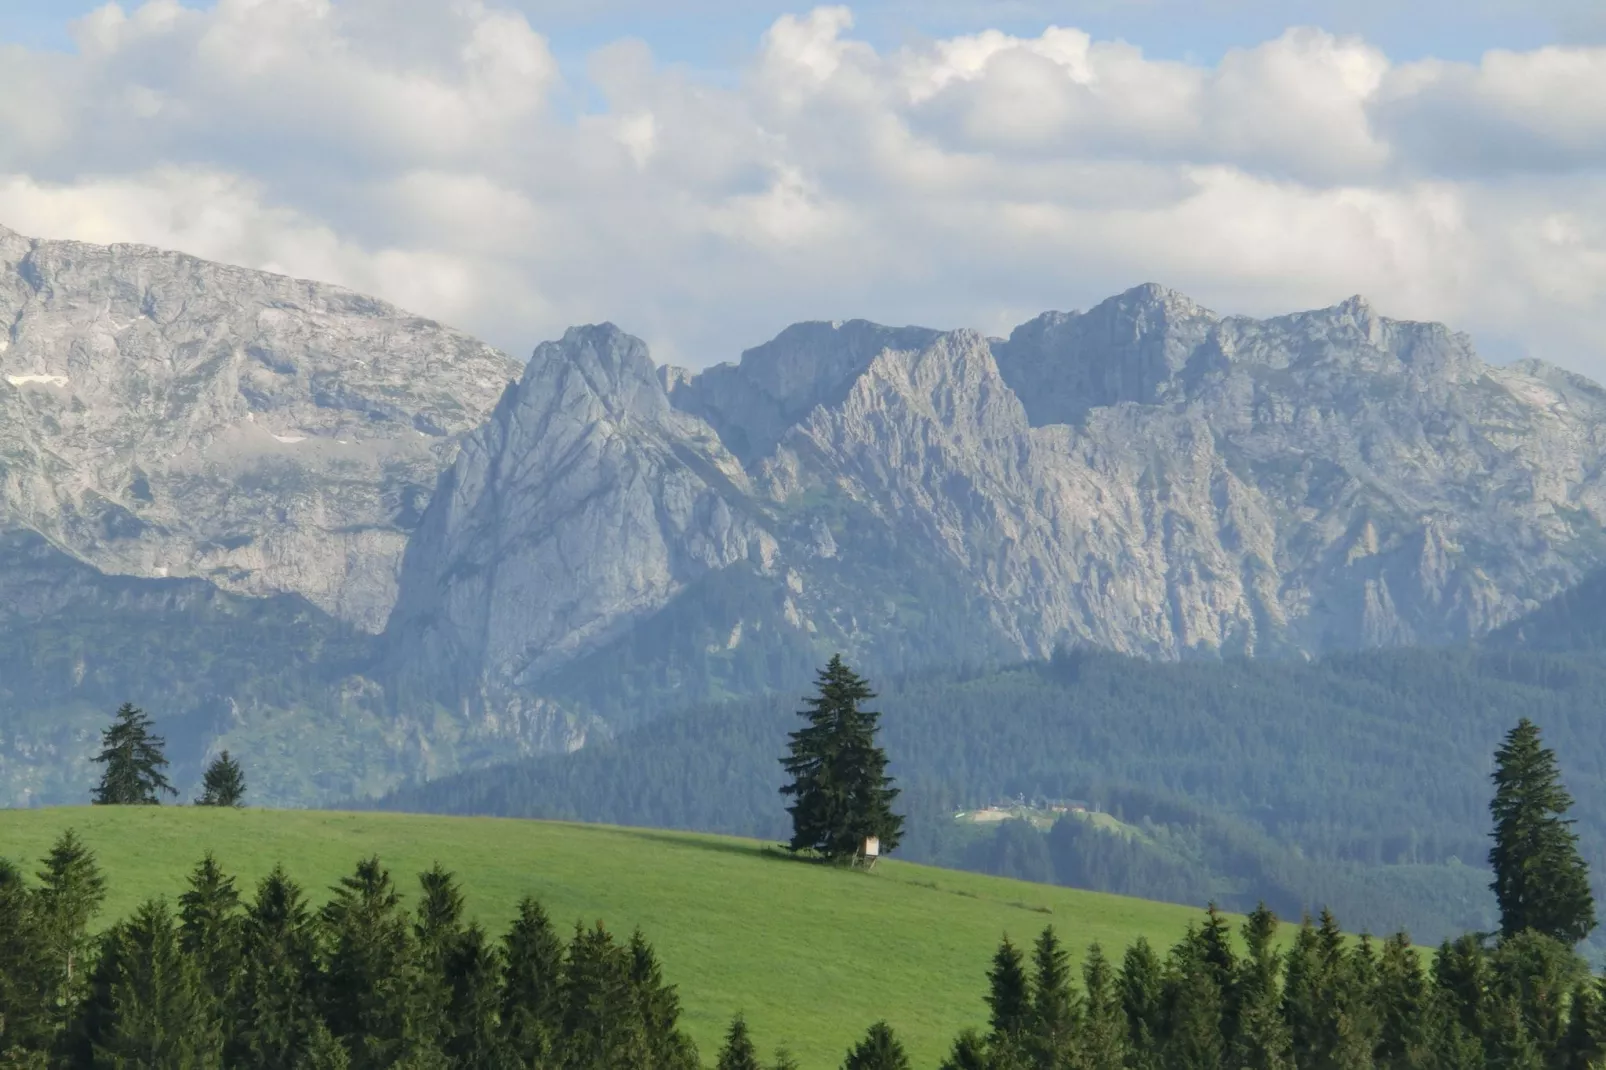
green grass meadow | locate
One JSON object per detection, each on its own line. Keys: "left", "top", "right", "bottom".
{"left": 0, "top": 807, "right": 1220, "bottom": 1067}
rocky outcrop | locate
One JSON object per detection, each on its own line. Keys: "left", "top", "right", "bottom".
{"left": 386, "top": 324, "right": 778, "bottom": 701}
{"left": 0, "top": 223, "right": 520, "bottom": 629}
{"left": 393, "top": 288, "right": 1606, "bottom": 709}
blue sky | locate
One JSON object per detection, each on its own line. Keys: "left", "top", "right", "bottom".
{"left": 6, "top": 0, "right": 1599, "bottom": 66}
{"left": 1, "top": 0, "right": 1603, "bottom": 372}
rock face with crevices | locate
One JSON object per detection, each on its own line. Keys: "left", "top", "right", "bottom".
{"left": 0, "top": 223, "right": 521, "bottom": 630}
{"left": 393, "top": 285, "right": 1606, "bottom": 712}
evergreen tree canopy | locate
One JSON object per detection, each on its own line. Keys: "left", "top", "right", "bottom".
{"left": 91, "top": 703, "right": 176, "bottom": 805}
{"left": 32, "top": 829, "right": 107, "bottom": 1030}
{"left": 196, "top": 751, "right": 247, "bottom": 808}
{"left": 842, "top": 1021, "right": 911, "bottom": 1070}
{"left": 75, "top": 898, "right": 224, "bottom": 1069}
{"left": 717, "top": 1014, "right": 763, "bottom": 1070}
{"left": 1488, "top": 718, "right": 1597, "bottom": 944}
{"left": 779, "top": 656, "right": 904, "bottom": 863}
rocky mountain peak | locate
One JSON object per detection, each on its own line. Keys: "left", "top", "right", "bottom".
{"left": 0, "top": 222, "right": 520, "bottom": 629}
{"left": 533, "top": 323, "right": 668, "bottom": 422}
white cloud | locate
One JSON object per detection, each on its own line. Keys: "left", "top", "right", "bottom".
{"left": 0, "top": 2, "right": 1603, "bottom": 375}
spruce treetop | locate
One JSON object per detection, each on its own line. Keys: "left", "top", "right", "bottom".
{"left": 91, "top": 702, "right": 175, "bottom": 806}
{"left": 1489, "top": 718, "right": 1597, "bottom": 944}
{"left": 779, "top": 655, "right": 904, "bottom": 863}
{"left": 195, "top": 750, "right": 247, "bottom": 807}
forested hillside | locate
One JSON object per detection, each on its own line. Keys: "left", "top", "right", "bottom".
{"left": 376, "top": 646, "right": 1606, "bottom": 946}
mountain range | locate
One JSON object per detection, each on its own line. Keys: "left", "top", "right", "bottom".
{"left": 3, "top": 221, "right": 1606, "bottom": 804}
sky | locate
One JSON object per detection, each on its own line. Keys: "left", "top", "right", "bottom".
{"left": 1, "top": 1, "right": 1604, "bottom": 372}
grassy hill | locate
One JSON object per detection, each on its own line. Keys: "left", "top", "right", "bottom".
{"left": 0, "top": 807, "right": 1223, "bottom": 1067}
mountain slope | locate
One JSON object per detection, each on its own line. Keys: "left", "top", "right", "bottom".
{"left": 375, "top": 642, "right": 1606, "bottom": 946}
{"left": 0, "top": 223, "right": 520, "bottom": 629}
{"left": 391, "top": 290, "right": 1606, "bottom": 716}
{"left": 0, "top": 806, "right": 1226, "bottom": 1068}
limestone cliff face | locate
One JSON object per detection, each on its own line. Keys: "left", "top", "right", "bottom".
{"left": 386, "top": 324, "right": 778, "bottom": 700}
{"left": 0, "top": 223, "right": 520, "bottom": 630}
{"left": 393, "top": 289, "right": 1606, "bottom": 706}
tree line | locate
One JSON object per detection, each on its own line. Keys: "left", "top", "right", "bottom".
{"left": 373, "top": 645, "right": 1606, "bottom": 944}
{"left": 0, "top": 839, "right": 718, "bottom": 1069}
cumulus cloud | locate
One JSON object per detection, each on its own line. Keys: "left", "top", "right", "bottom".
{"left": 0, "top": 1, "right": 1603, "bottom": 373}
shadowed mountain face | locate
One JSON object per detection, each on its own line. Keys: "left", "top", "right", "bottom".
{"left": 7, "top": 221, "right": 1606, "bottom": 801}
{"left": 388, "top": 287, "right": 1606, "bottom": 716}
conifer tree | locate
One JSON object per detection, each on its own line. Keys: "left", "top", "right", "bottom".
{"left": 628, "top": 927, "right": 699, "bottom": 1070}
{"left": 558, "top": 921, "right": 647, "bottom": 1070}
{"left": 1488, "top": 929, "right": 1583, "bottom": 1066}
{"left": 178, "top": 853, "right": 243, "bottom": 1008}
{"left": 1229, "top": 906, "right": 1292, "bottom": 1070}
{"left": 1028, "top": 925, "right": 1080, "bottom": 1069}
{"left": 1432, "top": 933, "right": 1493, "bottom": 1066}
{"left": 440, "top": 924, "right": 506, "bottom": 1069}
{"left": 717, "top": 1015, "right": 763, "bottom": 1070}
{"left": 413, "top": 865, "right": 466, "bottom": 1050}
{"left": 1329, "top": 932, "right": 1380, "bottom": 1070}
{"left": 32, "top": 829, "right": 107, "bottom": 1031}
{"left": 319, "top": 857, "right": 439, "bottom": 1069}
{"left": 0, "top": 858, "right": 52, "bottom": 1059}
{"left": 986, "top": 936, "right": 1032, "bottom": 1043}
{"left": 1374, "top": 932, "right": 1432, "bottom": 1070}
{"left": 73, "top": 898, "right": 224, "bottom": 1068}
{"left": 937, "top": 1029, "right": 989, "bottom": 1070}
{"left": 91, "top": 703, "right": 176, "bottom": 805}
{"left": 1119, "top": 938, "right": 1165, "bottom": 1070}
{"left": 780, "top": 656, "right": 903, "bottom": 862}
{"left": 842, "top": 1021, "right": 911, "bottom": 1070}
{"left": 1488, "top": 718, "right": 1597, "bottom": 944}
{"left": 231, "top": 866, "right": 327, "bottom": 1070}
{"left": 1079, "top": 944, "right": 1129, "bottom": 1070}
{"left": 195, "top": 751, "right": 247, "bottom": 808}
{"left": 500, "top": 896, "right": 565, "bottom": 1065}
{"left": 1163, "top": 927, "right": 1226, "bottom": 1070}
{"left": 1560, "top": 978, "right": 1606, "bottom": 1070}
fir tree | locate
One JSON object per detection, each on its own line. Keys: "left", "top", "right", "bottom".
{"left": 74, "top": 898, "right": 224, "bottom": 1068}
{"left": 986, "top": 936, "right": 1032, "bottom": 1043}
{"left": 178, "top": 853, "right": 243, "bottom": 1009}
{"left": 440, "top": 924, "right": 506, "bottom": 1069}
{"left": 779, "top": 656, "right": 903, "bottom": 862}
{"left": 937, "top": 1029, "right": 989, "bottom": 1070}
{"left": 1488, "top": 929, "right": 1584, "bottom": 1066}
{"left": 319, "top": 857, "right": 439, "bottom": 1070}
{"left": 413, "top": 865, "right": 466, "bottom": 1050}
{"left": 1163, "top": 927, "right": 1225, "bottom": 1070}
{"left": 91, "top": 703, "right": 176, "bottom": 806}
{"left": 717, "top": 1015, "right": 763, "bottom": 1070}
{"left": 195, "top": 751, "right": 247, "bottom": 808}
{"left": 1028, "top": 925, "right": 1080, "bottom": 1070}
{"left": 1229, "top": 906, "right": 1292, "bottom": 1070}
{"left": 1488, "top": 718, "right": 1597, "bottom": 944}
{"left": 1079, "top": 944, "right": 1129, "bottom": 1070}
{"left": 32, "top": 829, "right": 107, "bottom": 1031}
{"left": 628, "top": 927, "right": 698, "bottom": 1070}
{"left": 0, "top": 858, "right": 51, "bottom": 1058}
{"left": 1374, "top": 932, "right": 1432, "bottom": 1070}
{"left": 842, "top": 1021, "right": 911, "bottom": 1070}
{"left": 230, "top": 866, "right": 326, "bottom": 1070}
{"left": 1560, "top": 978, "right": 1606, "bottom": 1070}
{"left": 1119, "top": 938, "right": 1165, "bottom": 1070}
{"left": 499, "top": 896, "right": 565, "bottom": 1065}
{"left": 558, "top": 921, "right": 647, "bottom": 1070}
{"left": 1431, "top": 934, "right": 1493, "bottom": 1067}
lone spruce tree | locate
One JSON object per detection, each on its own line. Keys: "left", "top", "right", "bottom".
{"left": 780, "top": 655, "right": 903, "bottom": 863}
{"left": 196, "top": 751, "right": 246, "bottom": 807}
{"left": 91, "top": 703, "right": 175, "bottom": 805}
{"left": 1489, "top": 718, "right": 1597, "bottom": 944}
